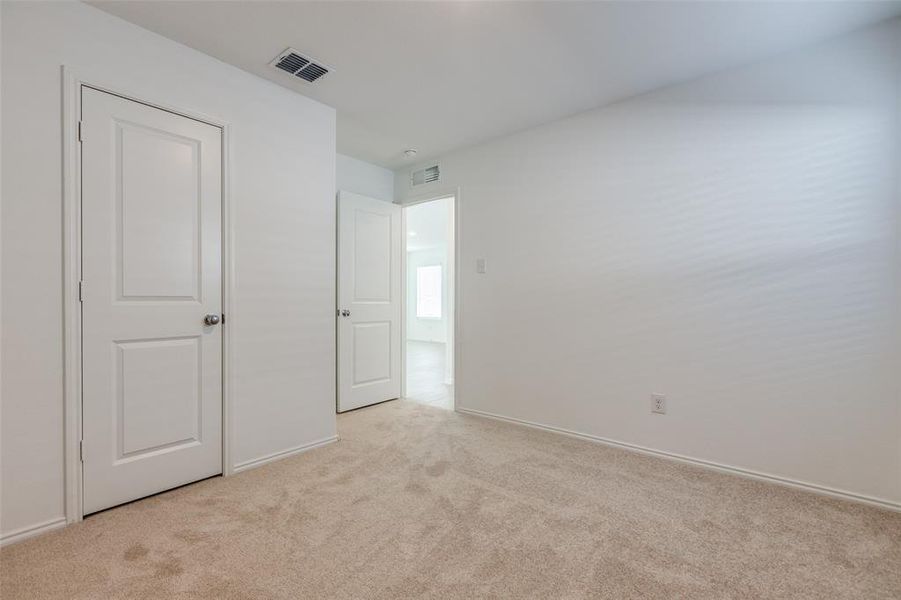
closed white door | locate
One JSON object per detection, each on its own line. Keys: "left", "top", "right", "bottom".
{"left": 81, "top": 87, "right": 223, "bottom": 514}
{"left": 337, "top": 191, "right": 402, "bottom": 412}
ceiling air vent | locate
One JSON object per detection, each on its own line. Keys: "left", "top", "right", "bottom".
{"left": 410, "top": 164, "right": 440, "bottom": 188}
{"left": 270, "top": 48, "right": 331, "bottom": 83}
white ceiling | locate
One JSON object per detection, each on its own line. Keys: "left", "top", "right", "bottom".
{"left": 90, "top": 1, "right": 901, "bottom": 169}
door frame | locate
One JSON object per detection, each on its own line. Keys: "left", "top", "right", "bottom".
{"left": 398, "top": 188, "right": 462, "bottom": 411}
{"left": 61, "top": 66, "right": 234, "bottom": 524}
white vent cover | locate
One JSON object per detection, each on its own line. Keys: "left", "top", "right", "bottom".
{"left": 410, "top": 164, "right": 440, "bottom": 188}
{"left": 270, "top": 48, "right": 332, "bottom": 83}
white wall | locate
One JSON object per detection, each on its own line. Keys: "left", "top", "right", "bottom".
{"left": 1, "top": 1, "right": 337, "bottom": 543}
{"left": 406, "top": 247, "right": 449, "bottom": 343}
{"left": 396, "top": 20, "right": 901, "bottom": 506}
{"left": 337, "top": 153, "right": 394, "bottom": 202}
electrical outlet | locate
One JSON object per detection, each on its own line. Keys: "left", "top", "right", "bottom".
{"left": 651, "top": 393, "right": 666, "bottom": 414}
{"left": 476, "top": 258, "right": 487, "bottom": 274}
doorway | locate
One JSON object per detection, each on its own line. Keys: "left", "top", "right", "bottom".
{"left": 78, "top": 86, "right": 225, "bottom": 514}
{"left": 403, "top": 196, "right": 455, "bottom": 409}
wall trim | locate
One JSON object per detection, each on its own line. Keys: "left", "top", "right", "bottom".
{"left": 232, "top": 436, "right": 339, "bottom": 473}
{"left": 456, "top": 406, "right": 901, "bottom": 512}
{"left": 0, "top": 518, "right": 68, "bottom": 548}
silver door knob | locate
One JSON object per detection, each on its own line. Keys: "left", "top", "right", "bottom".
{"left": 204, "top": 314, "right": 221, "bottom": 326}
{"left": 341, "top": 309, "right": 350, "bottom": 317}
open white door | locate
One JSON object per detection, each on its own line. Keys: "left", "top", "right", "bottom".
{"left": 81, "top": 87, "right": 223, "bottom": 514}
{"left": 337, "top": 191, "right": 402, "bottom": 412}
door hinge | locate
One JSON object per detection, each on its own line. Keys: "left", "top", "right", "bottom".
{"left": 77, "top": 121, "right": 84, "bottom": 143}
{"left": 78, "top": 280, "right": 84, "bottom": 302}
{"left": 79, "top": 440, "right": 84, "bottom": 462}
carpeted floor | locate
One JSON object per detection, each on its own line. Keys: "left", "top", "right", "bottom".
{"left": 2, "top": 400, "right": 900, "bottom": 599}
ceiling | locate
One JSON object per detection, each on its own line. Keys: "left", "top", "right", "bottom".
{"left": 90, "top": 1, "right": 901, "bottom": 169}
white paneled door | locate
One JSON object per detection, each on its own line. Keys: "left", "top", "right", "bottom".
{"left": 81, "top": 87, "right": 223, "bottom": 514}
{"left": 337, "top": 191, "right": 402, "bottom": 412}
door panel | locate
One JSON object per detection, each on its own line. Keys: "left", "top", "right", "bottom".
{"left": 117, "top": 337, "right": 200, "bottom": 457}
{"left": 353, "top": 321, "right": 392, "bottom": 385}
{"left": 81, "top": 87, "right": 223, "bottom": 514}
{"left": 337, "top": 191, "right": 401, "bottom": 412}
{"left": 118, "top": 122, "right": 201, "bottom": 300}
{"left": 353, "top": 210, "right": 392, "bottom": 302}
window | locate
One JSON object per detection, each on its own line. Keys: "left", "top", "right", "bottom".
{"left": 416, "top": 265, "right": 442, "bottom": 319}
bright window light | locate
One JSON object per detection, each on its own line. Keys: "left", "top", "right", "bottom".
{"left": 416, "top": 265, "right": 442, "bottom": 319}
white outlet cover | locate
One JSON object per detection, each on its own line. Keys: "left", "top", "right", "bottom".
{"left": 651, "top": 393, "right": 666, "bottom": 414}
{"left": 476, "top": 258, "right": 487, "bottom": 274}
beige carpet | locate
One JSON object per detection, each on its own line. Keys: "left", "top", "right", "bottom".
{"left": 2, "top": 400, "right": 899, "bottom": 599}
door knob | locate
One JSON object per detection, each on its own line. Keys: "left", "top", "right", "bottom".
{"left": 341, "top": 309, "right": 350, "bottom": 317}
{"left": 204, "top": 314, "right": 221, "bottom": 326}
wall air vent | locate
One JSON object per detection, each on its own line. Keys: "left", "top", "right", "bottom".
{"left": 410, "top": 164, "right": 440, "bottom": 188}
{"left": 270, "top": 48, "right": 332, "bottom": 83}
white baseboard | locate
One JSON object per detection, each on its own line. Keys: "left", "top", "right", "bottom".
{"left": 455, "top": 406, "right": 901, "bottom": 512}
{"left": 232, "top": 435, "right": 339, "bottom": 474}
{"left": 0, "top": 517, "right": 68, "bottom": 548}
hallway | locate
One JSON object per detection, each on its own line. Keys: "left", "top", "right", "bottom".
{"left": 405, "top": 341, "right": 452, "bottom": 409}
